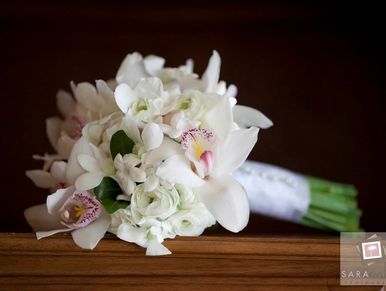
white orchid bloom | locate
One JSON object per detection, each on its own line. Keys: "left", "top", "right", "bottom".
{"left": 26, "top": 161, "right": 67, "bottom": 191}
{"left": 46, "top": 80, "right": 118, "bottom": 159}
{"left": 157, "top": 95, "right": 259, "bottom": 232}
{"left": 66, "top": 137, "right": 115, "bottom": 191}
{"left": 24, "top": 186, "right": 110, "bottom": 250}
{"left": 114, "top": 77, "right": 171, "bottom": 123}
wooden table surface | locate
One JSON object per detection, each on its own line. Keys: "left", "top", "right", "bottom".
{"left": 0, "top": 233, "right": 382, "bottom": 290}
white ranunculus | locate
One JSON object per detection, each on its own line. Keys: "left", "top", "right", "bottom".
{"left": 167, "top": 204, "right": 216, "bottom": 237}
{"left": 131, "top": 184, "right": 179, "bottom": 223}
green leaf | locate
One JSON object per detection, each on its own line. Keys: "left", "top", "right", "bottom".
{"left": 94, "top": 177, "right": 129, "bottom": 213}
{"left": 110, "top": 130, "right": 135, "bottom": 160}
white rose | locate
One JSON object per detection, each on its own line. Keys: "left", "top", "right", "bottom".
{"left": 131, "top": 184, "right": 179, "bottom": 222}
{"left": 167, "top": 204, "right": 216, "bottom": 237}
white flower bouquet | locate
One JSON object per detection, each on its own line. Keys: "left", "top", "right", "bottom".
{"left": 25, "top": 51, "right": 361, "bottom": 255}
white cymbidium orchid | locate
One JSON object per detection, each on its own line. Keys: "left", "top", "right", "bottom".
{"left": 46, "top": 80, "right": 118, "bottom": 159}
{"left": 26, "top": 161, "right": 67, "bottom": 191}
{"left": 157, "top": 95, "right": 259, "bottom": 233}
{"left": 24, "top": 186, "right": 110, "bottom": 250}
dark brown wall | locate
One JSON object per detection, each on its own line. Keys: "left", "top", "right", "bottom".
{"left": 1, "top": 1, "right": 384, "bottom": 233}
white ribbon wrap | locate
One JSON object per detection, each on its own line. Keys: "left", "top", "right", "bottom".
{"left": 232, "top": 160, "right": 311, "bottom": 223}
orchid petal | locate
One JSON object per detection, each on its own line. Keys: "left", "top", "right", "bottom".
{"left": 50, "top": 161, "right": 67, "bottom": 183}
{"left": 203, "top": 95, "right": 232, "bottom": 142}
{"left": 114, "top": 83, "right": 137, "bottom": 114}
{"left": 233, "top": 105, "right": 273, "bottom": 129}
{"left": 135, "top": 77, "right": 163, "bottom": 99}
{"left": 156, "top": 155, "right": 204, "bottom": 187}
{"left": 24, "top": 204, "right": 63, "bottom": 231}
{"left": 96, "top": 79, "right": 114, "bottom": 102}
{"left": 142, "top": 122, "right": 163, "bottom": 151}
{"left": 117, "top": 223, "right": 147, "bottom": 248}
{"left": 121, "top": 115, "right": 141, "bottom": 144}
{"left": 56, "top": 90, "right": 76, "bottom": 118}
{"left": 37, "top": 228, "right": 72, "bottom": 239}
{"left": 196, "top": 176, "right": 249, "bottom": 233}
{"left": 66, "top": 137, "right": 92, "bottom": 185}
{"left": 145, "top": 137, "right": 182, "bottom": 166}
{"left": 226, "top": 84, "right": 238, "bottom": 98}
{"left": 46, "top": 117, "right": 62, "bottom": 150}
{"left": 214, "top": 127, "right": 259, "bottom": 177}
{"left": 71, "top": 210, "right": 111, "bottom": 250}
{"left": 25, "top": 170, "right": 56, "bottom": 188}
{"left": 202, "top": 50, "right": 221, "bottom": 93}
{"left": 74, "top": 82, "right": 104, "bottom": 112}
{"left": 47, "top": 186, "right": 74, "bottom": 214}
{"left": 146, "top": 241, "right": 171, "bottom": 256}
{"left": 143, "top": 55, "right": 165, "bottom": 75}
{"left": 116, "top": 52, "right": 148, "bottom": 87}
{"left": 57, "top": 135, "right": 76, "bottom": 160}
{"left": 185, "top": 58, "right": 194, "bottom": 74}
{"left": 77, "top": 154, "right": 100, "bottom": 172}
{"left": 75, "top": 172, "right": 105, "bottom": 191}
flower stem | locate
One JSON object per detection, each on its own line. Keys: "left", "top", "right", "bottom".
{"left": 299, "top": 176, "right": 362, "bottom": 232}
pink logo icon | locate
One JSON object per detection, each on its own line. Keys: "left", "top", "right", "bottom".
{"left": 361, "top": 241, "right": 382, "bottom": 260}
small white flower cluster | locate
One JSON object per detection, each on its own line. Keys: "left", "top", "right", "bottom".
{"left": 25, "top": 51, "right": 272, "bottom": 255}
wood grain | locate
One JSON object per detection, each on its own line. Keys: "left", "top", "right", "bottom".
{"left": 0, "top": 233, "right": 381, "bottom": 290}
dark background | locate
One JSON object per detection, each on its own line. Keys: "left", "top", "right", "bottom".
{"left": 0, "top": 1, "right": 384, "bottom": 233}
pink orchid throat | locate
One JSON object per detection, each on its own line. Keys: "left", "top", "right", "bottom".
{"left": 59, "top": 191, "right": 101, "bottom": 228}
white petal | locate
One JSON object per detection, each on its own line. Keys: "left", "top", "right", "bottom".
{"left": 143, "top": 55, "right": 165, "bottom": 75}
{"left": 214, "top": 127, "right": 259, "bottom": 177}
{"left": 226, "top": 84, "right": 238, "bottom": 98}
{"left": 77, "top": 154, "right": 100, "bottom": 172}
{"left": 114, "top": 83, "right": 137, "bottom": 114}
{"left": 135, "top": 77, "right": 163, "bottom": 99}
{"left": 202, "top": 95, "right": 232, "bottom": 142}
{"left": 117, "top": 223, "right": 147, "bottom": 247}
{"left": 144, "top": 175, "right": 159, "bottom": 192}
{"left": 121, "top": 115, "right": 142, "bottom": 144}
{"left": 202, "top": 50, "right": 221, "bottom": 93}
{"left": 196, "top": 176, "right": 249, "bottom": 233}
{"left": 71, "top": 211, "right": 111, "bottom": 250}
{"left": 57, "top": 135, "right": 76, "bottom": 160}
{"left": 75, "top": 82, "right": 105, "bottom": 112}
{"left": 146, "top": 241, "right": 171, "bottom": 256}
{"left": 66, "top": 137, "right": 92, "bottom": 185}
{"left": 50, "top": 161, "right": 67, "bottom": 183}
{"left": 145, "top": 137, "right": 182, "bottom": 166}
{"left": 116, "top": 52, "right": 148, "bottom": 87}
{"left": 25, "top": 170, "right": 56, "bottom": 188}
{"left": 36, "top": 228, "right": 71, "bottom": 239}
{"left": 46, "top": 186, "right": 75, "bottom": 214}
{"left": 56, "top": 90, "right": 76, "bottom": 118}
{"left": 96, "top": 79, "right": 114, "bottom": 102}
{"left": 156, "top": 155, "right": 204, "bottom": 187}
{"left": 46, "top": 117, "right": 62, "bottom": 151}
{"left": 75, "top": 172, "right": 105, "bottom": 191}
{"left": 24, "top": 204, "right": 63, "bottom": 231}
{"left": 233, "top": 105, "right": 273, "bottom": 129}
{"left": 141, "top": 122, "right": 163, "bottom": 151}
{"left": 129, "top": 167, "right": 146, "bottom": 183}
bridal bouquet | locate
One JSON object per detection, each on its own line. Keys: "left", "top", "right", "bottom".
{"left": 25, "top": 51, "right": 361, "bottom": 255}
